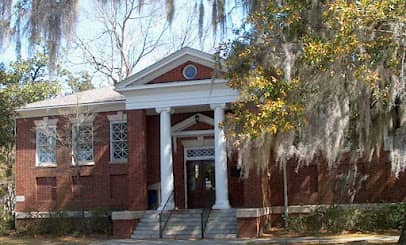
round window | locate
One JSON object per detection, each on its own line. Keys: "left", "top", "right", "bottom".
{"left": 182, "top": 64, "right": 198, "bottom": 79}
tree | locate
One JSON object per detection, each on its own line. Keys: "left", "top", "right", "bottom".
{"left": 75, "top": 0, "right": 168, "bottom": 84}
{"left": 74, "top": 0, "right": 210, "bottom": 84}
{"left": 0, "top": 53, "right": 60, "bottom": 216}
{"left": 59, "top": 69, "right": 94, "bottom": 93}
{"left": 221, "top": 0, "right": 405, "bottom": 243}
{"left": 0, "top": 0, "right": 229, "bottom": 67}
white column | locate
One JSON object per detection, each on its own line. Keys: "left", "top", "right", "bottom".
{"left": 210, "top": 103, "right": 231, "bottom": 209}
{"left": 156, "top": 107, "right": 175, "bottom": 210}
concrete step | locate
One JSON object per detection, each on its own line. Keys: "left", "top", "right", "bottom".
{"left": 162, "top": 234, "right": 202, "bottom": 239}
{"left": 167, "top": 216, "right": 201, "bottom": 221}
{"left": 131, "top": 234, "right": 159, "bottom": 239}
{"left": 203, "top": 209, "right": 237, "bottom": 239}
{"left": 159, "top": 209, "right": 203, "bottom": 239}
{"left": 134, "top": 226, "right": 159, "bottom": 231}
{"left": 204, "top": 233, "right": 237, "bottom": 239}
{"left": 131, "top": 209, "right": 237, "bottom": 240}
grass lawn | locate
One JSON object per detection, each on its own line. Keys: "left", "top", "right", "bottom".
{"left": 264, "top": 227, "right": 400, "bottom": 237}
{"left": 0, "top": 235, "right": 104, "bottom": 245}
{"left": 258, "top": 228, "right": 399, "bottom": 244}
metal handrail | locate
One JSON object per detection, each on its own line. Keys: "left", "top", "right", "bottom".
{"left": 200, "top": 190, "right": 214, "bottom": 239}
{"left": 159, "top": 191, "right": 174, "bottom": 238}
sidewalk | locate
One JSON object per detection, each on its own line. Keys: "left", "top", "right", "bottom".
{"left": 92, "top": 235, "right": 399, "bottom": 245}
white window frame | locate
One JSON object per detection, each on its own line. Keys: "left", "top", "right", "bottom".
{"left": 108, "top": 112, "right": 128, "bottom": 164}
{"left": 34, "top": 117, "right": 58, "bottom": 167}
{"left": 72, "top": 123, "right": 94, "bottom": 166}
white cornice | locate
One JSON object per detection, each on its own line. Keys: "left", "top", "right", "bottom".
{"left": 121, "top": 79, "right": 239, "bottom": 110}
{"left": 116, "top": 79, "right": 227, "bottom": 92}
{"left": 16, "top": 101, "right": 126, "bottom": 119}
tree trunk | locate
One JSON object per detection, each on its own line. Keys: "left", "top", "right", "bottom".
{"left": 399, "top": 215, "right": 406, "bottom": 245}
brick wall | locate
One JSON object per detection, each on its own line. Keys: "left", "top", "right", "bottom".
{"left": 127, "top": 110, "right": 148, "bottom": 210}
{"left": 16, "top": 109, "right": 406, "bottom": 214}
{"left": 146, "top": 115, "right": 160, "bottom": 187}
{"left": 149, "top": 62, "right": 223, "bottom": 84}
{"left": 15, "top": 111, "right": 143, "bottom": 212}
{"left": 266, "top": 154, "right": 406, "bottom": 207}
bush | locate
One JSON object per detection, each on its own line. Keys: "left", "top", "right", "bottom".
{"left": 287, "top": 203, "right": 406, "bottom": 233}
{"left": 0, "top": 208, "right": 14, "bottom": 235}
{"left": 356, "top": 203, "right": 406, "bottom": 232}
{"left": 88, "top": 207, "right": 112, "bottom": 234}
{"left": 17, "top": 208, "right": 112, "bottom": 236}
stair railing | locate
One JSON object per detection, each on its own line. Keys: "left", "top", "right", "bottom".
{"left": 159, "top": 190, "right": 174, "bottom": 238}
{"left": 201, "top": 190, "right": 214, "bottom": 239}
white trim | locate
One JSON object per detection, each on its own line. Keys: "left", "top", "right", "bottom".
{"left": 16, "top": 195, "right": 25, "bottom": 202}
{"left": 34, "top": 117, "right": 58, "bottom": 127}
{"left": 16, "top": 211, "right": 106, "bottom": 219}
{"left": 236, "top": 208, "right": 272, "bottom": 218}
{"left": 117, "top": 79, "right": 227, "bottom": 92}
{"left": 182, "top": 139, "right": 215, "bottom": 148}
{"left": 171, "top": 114, "right": 214, "bottom": 153}
{"left": 116, "top": 47, "right": 224, "bottom": 88}
{"left": 182, "top": 64, "right": 198, "bottom": 79}
{"left": 236, "top": 203, "right": 406, "bottom": 218}
{"left": 16, "top": 101, "right": 125, "bottom": 119}
{"left": 107, "top": 111, "right": 127, "bottom": 122}
{"left": 173, "top": 130, "right": 214, "bottom": 137}
{"left": 210, "top": 103, "right": 226, "bottom": 110}
{"left": 171, "top": 113, "right": 214, "bottom": 133}
{"left": 155, "top": 107, "right": 172, "bottom": 113}
{"left": 122, "top": 79, "right": 238, "bottom": 110}
{"left": 111, "top": 211, "right": 145, "bottom": 220}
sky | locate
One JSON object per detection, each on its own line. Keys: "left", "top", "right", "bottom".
{"left": 0, "top": 0, "right": 245, "bottom": 91}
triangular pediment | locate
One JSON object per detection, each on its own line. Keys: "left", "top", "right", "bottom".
{"left": 171, "top": 113, "right": 214, "bottom": 133}
{"left": 116, "top": 47, "right": 225, "bottom": 89}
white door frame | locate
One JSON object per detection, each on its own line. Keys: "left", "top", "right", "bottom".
{"left": 182, "top": 138, "right": 214, "bottom": 209}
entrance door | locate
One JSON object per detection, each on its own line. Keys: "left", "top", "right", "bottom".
{"left": 187, "top": 160, "right": 215, "bottom": 209}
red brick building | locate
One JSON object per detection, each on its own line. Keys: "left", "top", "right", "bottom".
{"left": 15, "top": 48, "right": 406, "bottom": 238}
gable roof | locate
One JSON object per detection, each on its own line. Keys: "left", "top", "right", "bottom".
{"left": 17, "top": 86, "right": 124, "bottom": 111}
{"left": 115, "top": 47, "right": 225, "bottom": 89}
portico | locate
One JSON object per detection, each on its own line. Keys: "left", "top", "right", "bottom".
{"left": 153, "top": 103, "right": 231, "bottom": 210}
{"left": 115, "top": 48, "right": 238, "bottom": 210}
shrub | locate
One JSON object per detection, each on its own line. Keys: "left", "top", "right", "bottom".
{"left": 88, "top": 207, "right": 112, "bottom": 234}
{"left": 17, "top": 208, "right": 112, "bottom": 236}
{"left": 0, "top": 208, "right": 14, "bottom": 235}
{"left": 287, "top": 203, "right": 406, "bottom": 234}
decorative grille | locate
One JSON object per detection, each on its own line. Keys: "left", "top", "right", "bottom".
{"left": 111, "top": 122, "right": 128, "bottom": 161}
{"left": 37, "top": 127, "right": 56, "bottom": 164}
{"left": 186, "top": 148, "right": 215, "bottom": 160}
{"left": 75, "top": 125, "right": 93, "bottom": 162}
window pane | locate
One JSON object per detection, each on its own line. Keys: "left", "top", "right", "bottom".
{"left": 111, "top": 122, "right": 128, "bottom": 161}
{"left": 73, "top": 125, "right": 93, "bottom": 162}
{"left": 37, "top": 127, "right": 56, "bottom": 164}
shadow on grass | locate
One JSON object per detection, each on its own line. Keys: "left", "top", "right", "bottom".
{"left": 0, "top": 234, "right": 107, "bottom": 245}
